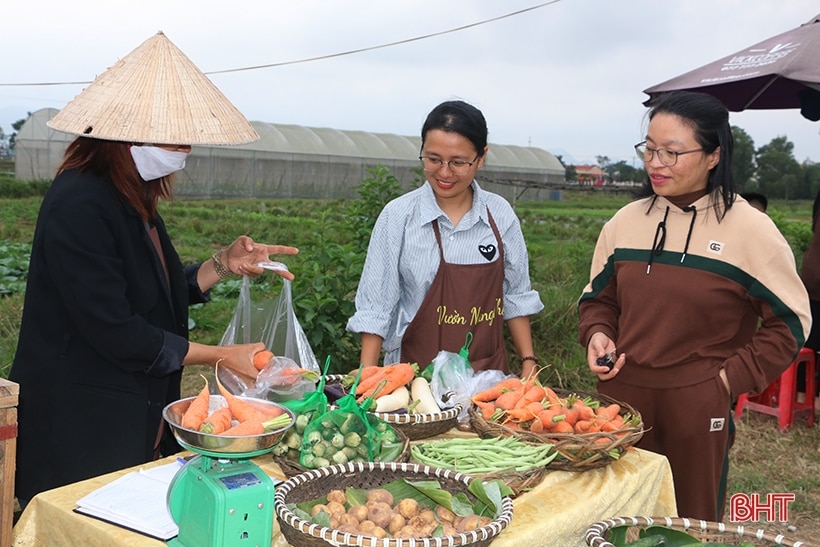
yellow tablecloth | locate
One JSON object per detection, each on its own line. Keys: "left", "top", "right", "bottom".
{"left": 12, "top": 436, "right": 676, "bottom": 547}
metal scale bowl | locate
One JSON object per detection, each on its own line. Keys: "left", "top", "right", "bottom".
{"left": 162, "top": 396, "right": 294, "bottom": 547}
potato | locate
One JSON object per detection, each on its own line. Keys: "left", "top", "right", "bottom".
{"left": 366, "top": 501, "right": 393, "bottom": 529}
{"left": 388, "top": 513, "right": 406, "bottom": 534}
{"left": 358, "top": 519, "right": 376, "bottom": 533}
{"left": 338, "top": 513, "right": 359, "bottom": 527}
{"left": 365, "top": 488, "right": 394, "bottom": 506}
{"left": 457, "top": 514, "right": 483, "bottom": 532}
{"left": 326, "top": 500, "right": 346, "bottom": 517}
{"left": 435, "top": 505, "right": 456, "bottom": 524}
{"left": 370, "top": 525, "right": 388, "bottom": 539}
{"left": 348, "top": 504, "right": 369, "bottom": 522}
{"left": 326, "top": 489, "right": 346, "bottom": 505}
{"left": 396, "top": 497, "right": 420, "bottom": 519}
{"left": 419, "top": 508, "right": 436, "bottom": 524}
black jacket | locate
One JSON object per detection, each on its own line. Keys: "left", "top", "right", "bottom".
{"left": 10, "top": 168, "right": 206, "bottom": 501}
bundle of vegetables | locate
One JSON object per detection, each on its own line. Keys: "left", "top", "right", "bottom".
{"left": 470, "top": 376, "right": 640, "bottom": 436}
{"left": 272, "top": 357, "right": 333, "bottom": 465}
{"left": 297, "top": 369, "right": 406, "bottom": 469}
{"left": 410, "top": 436, "right": 557, "bottom": 475}
{"left": 337, "top": 363, "right": 442, "bottom": 414}
{"left": 179, "top": 374, "right": 292, "bottom": 436}
{"left": 288, "top": 477, "right": 510, "bottom": 540}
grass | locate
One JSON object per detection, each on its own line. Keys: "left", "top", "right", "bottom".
{"left": 2, "top": 187, "right": 819, "bottom": 540}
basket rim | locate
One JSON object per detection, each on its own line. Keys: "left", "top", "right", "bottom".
{"left": 584, "top": 516, "right": 809, "bottom": 547}
{"left": 274, "top": 461, "right": 515, "bottom": 547}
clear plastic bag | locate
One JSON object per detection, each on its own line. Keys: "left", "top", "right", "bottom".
{"left": 219, "top": 274, "right": 320, "bottom": 398}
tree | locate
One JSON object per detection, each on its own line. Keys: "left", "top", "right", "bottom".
{"left": 755, "top": 136, "right": 801, "bottom": 199}
{"left": 731, "top": 126, "right": 756, "bottom": 189}
{"left": 9, "top": 114, "right": 30, "bottom": 152}
{"left": 607, "top": 160, "right": 644, "bottom": 184}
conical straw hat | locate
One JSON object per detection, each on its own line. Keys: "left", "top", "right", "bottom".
{"left": 47, "top": 31, "right": 259, "bottom": 145}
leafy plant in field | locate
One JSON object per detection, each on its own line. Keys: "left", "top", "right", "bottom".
{"left": 0, "top": 242, "right": 31, "bottom": 296}
{"left": 290, "top": 165, "right": 408, "bottom": 373}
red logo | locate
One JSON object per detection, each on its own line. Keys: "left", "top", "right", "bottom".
{"left": 729, "top": 493, "right": 795, "bottom": 522}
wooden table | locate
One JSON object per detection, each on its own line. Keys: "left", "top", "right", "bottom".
{"left": 12, "top": 438, "right": 676, "bottom": 547}
{"left": 0, "top": 378, "right": 19, "bottom": 547}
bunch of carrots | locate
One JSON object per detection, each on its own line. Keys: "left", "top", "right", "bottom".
{"left": 179, "top": 370, "right": 292, "bottom": 436}
{"left": 470, "top": 376, "right": 638, "bottom": 438}
{"left": 348, "top": 362, "right": 418, "bottom": 402}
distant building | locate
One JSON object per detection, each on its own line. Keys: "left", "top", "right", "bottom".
{"left": 15, "top": 108, "right": 567, "bottom": 202}
{"left": 573, "top": 164, "right": 609, "bottom": 186}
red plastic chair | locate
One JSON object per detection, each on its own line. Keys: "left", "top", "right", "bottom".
{"left": 734, "top": 347, "right": 817, "bottom": 432}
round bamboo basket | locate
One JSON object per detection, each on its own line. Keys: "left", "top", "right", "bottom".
{"left": 275, "top": 461, "right": 514, "bottom": 547}
{"left": 585, "top": 516, "right": 811, "bottom": 546}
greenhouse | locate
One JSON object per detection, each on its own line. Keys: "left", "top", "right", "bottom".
{"left": 14, "top": 108, "right": 565, "bottom": 201}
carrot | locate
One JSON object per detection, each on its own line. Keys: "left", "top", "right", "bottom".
{"left": 357, "top": 363, "right": 418, "bottom": 400}
{"left": 471, "top": 377, "right": 524, "bottom": 403}
{"left": 215, "top": 363, "right": 267, "bottom": 424}
{"left": 574, "top": 399, "right": 596, "bottom": 421}
{"left": 513, "top": 384, "right": 547, "bottom": 409}
{"left": 493, "top": 389, "right": 524, "bottom": 411}
{"left": 574, "top": 419, "right": 593, "bottom": 434}
{"left": 473, "top": 400, "right": 497, "bottom": 421}
{"left": 199, "top": 406, "right": 234, "bottom": 435}
{"left": 529, "top": 419, "right": 545, "bottom": 433}
{"left": 181, "top": 376, "right": 210, "bottom": 431}
{"left": 355, "top": 367, "right": 390, "bottom": 395}
{"left": 542, "top": 386, "right": 562, "bottom": 406}
{"left": 353, "top": 365, "right": 384, "bottom": 380}
{"left": 596, "top": 403, "right": 621, "bottom": 421}
{"left": 549, "top": 420, "right": 574, "bottom": 434}
{"left": 253, "top": 350, "right": 274, "bottom": 371}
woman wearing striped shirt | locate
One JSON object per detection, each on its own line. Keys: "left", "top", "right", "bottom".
{"left": 346, "top": 100, "right": 543, "bottom": 377}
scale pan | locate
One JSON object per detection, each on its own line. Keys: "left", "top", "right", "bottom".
{"left": 163, "top": 395, "right": 294, "bottom": 456}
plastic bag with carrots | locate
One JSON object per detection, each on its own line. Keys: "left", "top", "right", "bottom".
{"left": 220, "top": 274, "right": 320, "bottom": 372}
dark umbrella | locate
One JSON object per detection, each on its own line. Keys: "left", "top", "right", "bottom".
{"left": 643, "top": 13, "right": 820, "bottom": 120}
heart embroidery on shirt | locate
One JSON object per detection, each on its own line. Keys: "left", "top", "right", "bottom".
{"left": 479, "top": 244, "right": 496, "bottom": 261}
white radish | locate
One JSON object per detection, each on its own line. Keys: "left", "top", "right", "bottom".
{"left": 374, "top": 385, "right": 410, "bottom": 412}
{"left": 410, "top": 377, "right": 441, "bottom": 414}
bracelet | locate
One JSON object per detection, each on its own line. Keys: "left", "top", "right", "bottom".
{"left": 211, "top": 250, "right": 232, "bottom": 279}
{"left": 520, "top": 355, "right": 539, "bottom": 365}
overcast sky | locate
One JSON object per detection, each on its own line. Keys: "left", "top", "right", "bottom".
{"left": 2, "top": 0, "right": 819, "bottom": 166}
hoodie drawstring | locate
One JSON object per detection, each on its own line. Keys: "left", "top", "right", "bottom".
{"left": 647, "top": 206, "right": 669, "bottom": 274}
{"left": 681, "top": 205, "right": 697, "bottom": 263}
{"left": 646, "top": 204, "right": 698, "bottom": 274}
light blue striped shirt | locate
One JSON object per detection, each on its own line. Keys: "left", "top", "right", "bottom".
{"left": 346, "top": 180, "right": 544, "bottom": 363}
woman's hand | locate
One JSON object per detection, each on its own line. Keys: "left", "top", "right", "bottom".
{"left": 223, "top": 235, "right": 299, "bottom": 280}
{"left": 587, "top": 332, "right": 625, "bottom": 379}
{"left": 216, "top": 342, "right": 267, "bottom": 381}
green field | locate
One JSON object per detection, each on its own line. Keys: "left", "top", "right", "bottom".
{"left": 2, "top": 181, "right": 818, "bottom": 537}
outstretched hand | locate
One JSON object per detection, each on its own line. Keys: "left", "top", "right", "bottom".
{"left": 224, "top": 235, "right": 299, "bottom": 280}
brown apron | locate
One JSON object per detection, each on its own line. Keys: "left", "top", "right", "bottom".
{"left": 401, "top": 209, "right": 509, "bottom": 372}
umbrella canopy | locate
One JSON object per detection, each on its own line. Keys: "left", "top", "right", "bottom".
{"left": 643, "top": 13, "right": 820, "bottom": 120}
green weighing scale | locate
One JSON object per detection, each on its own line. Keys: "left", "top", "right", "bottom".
{"left": 163, "top": 396, "right": 294, "bottom": 547}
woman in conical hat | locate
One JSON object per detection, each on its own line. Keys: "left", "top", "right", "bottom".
{"left": 9, "top": 32, "right": 298, "bottom": 507}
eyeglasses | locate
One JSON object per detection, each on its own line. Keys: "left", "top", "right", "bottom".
{"left": 634, "top": 141, "right": 703, "bottom": 167}
{"left": 419, "top": 155, "right": 478, "bottom": 176}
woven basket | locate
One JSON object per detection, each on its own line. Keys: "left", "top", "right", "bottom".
{"left": 273, "top": 426, "right": 411, "bottom": 478}
{"left": 469, "top": 389, "right": 644, "bottom": 471}
{"left": 275, "top": 461, "right": 514, "bottom": 547}
{"left": 585, "top": 516, "right": 811, "bottom": 546}
{"left": 461, "top": 466, "right": 547, "bottom": 499}
{"left": 327, "top": 374, "right": 461, "bottom": 440}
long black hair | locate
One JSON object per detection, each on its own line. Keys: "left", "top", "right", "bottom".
{"left": 636, "top": 91, "right": 737, "bottom": 219}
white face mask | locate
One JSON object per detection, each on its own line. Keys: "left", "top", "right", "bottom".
{"left": 130, "top": 145, "right": 188, "bottom": 181}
